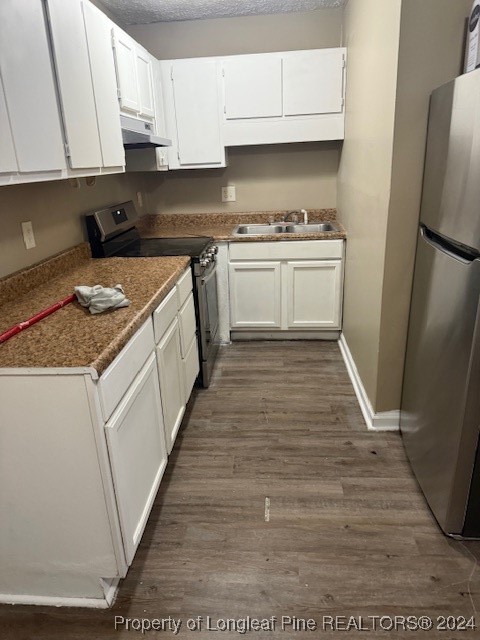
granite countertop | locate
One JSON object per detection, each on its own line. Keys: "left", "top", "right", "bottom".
{"left": 0, "top": 244, "right": 189, "bottom": 374}
{"left": 137, "top": 210, "right": 347, "bottom": 242}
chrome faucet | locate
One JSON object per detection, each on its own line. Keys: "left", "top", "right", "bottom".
{"left": 282, "top": 209, "right": 309, "bottom": 224}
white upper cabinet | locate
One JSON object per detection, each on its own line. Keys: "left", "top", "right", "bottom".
{"left": 113, "top": 30, "right": 140, "bottom": 114}
{"left": 0, "top": 0, "right": 65, "bottom": 175}
{"left": 223, "top": 55, "right": 282, "bottom": 120}
{"left": 222, "top": 48, "right": 347, "bottom": 146}
{"left": 46, "top": 0, "right": 103, "bottom": 169}
{"left": 162, "top": 58, "right": 225, "bottom": 169}
{"left": 113, "top": 28, "right": 156, "bottom": 121}
{"left": 82, "top": 1, "right": 125, "bottom": 168}
{"left": 283, "top": 49, "right": 345, "bottom": 116}
{"left": 136, "top": 51, "right": 155, "bottom": 119}
{"left": 0, "top": 77, "right": 18, "bottom": 174}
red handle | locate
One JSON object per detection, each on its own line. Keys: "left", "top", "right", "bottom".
{"left": 0, "top": 294, "right": 76, "bottom": 345}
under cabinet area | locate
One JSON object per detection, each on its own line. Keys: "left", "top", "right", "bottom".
{"left": 228, "top": 240, "right": 344, "bottom": 335}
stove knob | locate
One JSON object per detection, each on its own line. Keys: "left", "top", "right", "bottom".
{"left": 200, "top": 258, "right": 208, "bottom": 267}
{"left": 212, "top": 245, "right": 219, "bottom": 254}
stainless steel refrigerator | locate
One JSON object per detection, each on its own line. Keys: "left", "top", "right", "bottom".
{"left": 401, "top": 69, "right": 480, "bottom": 539}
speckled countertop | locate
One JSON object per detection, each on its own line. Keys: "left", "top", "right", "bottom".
{"left": 0, "top": 244, "right": 189, "bottom": 374}
{"left": 137, "top": 209, "right": 346, "bottom": 242}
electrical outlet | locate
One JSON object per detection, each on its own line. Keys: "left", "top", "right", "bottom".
{"left": 136, "top": 191, "right": 143, "bottom": 208}
{"left": 221, "top": 185, "right": 236, "bottom": 202}
{"left": 21, "top": 221, "right": 36, "bottom": 250}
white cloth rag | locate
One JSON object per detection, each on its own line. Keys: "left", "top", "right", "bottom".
{"left": 74, "top": 284, "right": 131, "bottom": 315}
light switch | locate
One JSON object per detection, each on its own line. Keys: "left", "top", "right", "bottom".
{"left": 21, "top": 221, "right": 36, "bottom": 250}
{"left": 221, "top": 185, "right": 236, "bottom": 202}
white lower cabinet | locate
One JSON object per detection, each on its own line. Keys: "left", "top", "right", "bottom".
{"left": 229, "top": 241, "right": 344, "bottom": 333}
{"left": 156, "top": 318, "right": 185, "bottom": 453}
{"left": 105, "top": 353, "right": 167, "bottom": 565}
{"left": 286, "top": 260, "right": 343, "bottom": 329}
{"left": 0, "top": 270, "right": 200, "bottom": 607}
{"left": 229, "top": 261, "right": 282, "bottom": 328}
{"left": 154, "top": 269, "right": 199, "bottom": 452}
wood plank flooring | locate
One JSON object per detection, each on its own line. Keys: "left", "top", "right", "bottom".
{"left": 1, "top": 341, "right": 480, "bottom": 639}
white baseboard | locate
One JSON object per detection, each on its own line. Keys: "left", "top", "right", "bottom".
{"left": 338, "top": 334, "right": 400, "bottom": 432}
{"left": 0, "top": 579, "right": 119, "bottom": 609}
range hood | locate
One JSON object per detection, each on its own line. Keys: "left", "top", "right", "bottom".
{"left": 121, "top": 115, "right": 171, "bottom": 149}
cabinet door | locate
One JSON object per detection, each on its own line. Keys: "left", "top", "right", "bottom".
{"left": 156, "top": 318, "right": 185, "bottom": 453}
{"left": 113, "top": 29, "right": 139, "bottom": 114}
{"left": 223, "top": 55, "right": 282, "bottom": 119}
{"left": 0, "top": 76, "right": 17, "bottom": 173}
{"left": 229, "top": 261, "right": 282, "bottom": 328}
{"left": 82, "top": 2, "right": 125, "bottom": 168}
{"left": 172, "top": 59, "right": 224, "bottom": 166}
{"left": 105, "top": 353, "right": 167, "bottom": 566}
{"left": 283, "top": 50, "right": 344, "bottom": 117}
{"left": 136, "top": 50, "right": 155, "bottom": 119}
{"left": 47, "top": 0, "right": 102, "bottom": 169}
{"left": 286, "top": 260, "right": 342, "bottom": 329}
{"left": 0, "top": 0, "right": 65, "bottom": 173}
{"left": 183, "top": 335, "right": 199, "bottom": 403}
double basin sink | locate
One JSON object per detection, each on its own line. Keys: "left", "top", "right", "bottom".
{"left": 233, "top": 222, "right": 340, "bottom": 236}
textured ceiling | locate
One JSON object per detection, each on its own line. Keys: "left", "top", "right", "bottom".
{"left": 100, "top": 0, "right": 347, "bottom": 25}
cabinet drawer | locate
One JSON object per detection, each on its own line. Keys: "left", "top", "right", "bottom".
{"left": 176, "top": 267, "right": 193, "bottom": 308}
{"left": 98, "top": 318, "right": 154, "bottom": 421}
{"left": 229, "top": 240, "right": 344, "bottom": 261}
{"left": 183, "top": 334, "right": 199, "bottom": 402}
{"left": 153, "top": 286, "right": 178, "bottom": 343}
{"left": 178, "top": 292, "right": 197, "bottom": 357}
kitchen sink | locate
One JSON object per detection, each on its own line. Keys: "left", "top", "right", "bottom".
{"left": 233, "top": 222, "right": 340, "bottom": 236}
{"left": 234, "top": 224, "right": 286, "bottom": 235}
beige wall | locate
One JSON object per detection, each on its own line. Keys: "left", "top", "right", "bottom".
{"left": 338, "top": 0, "right": 470, "bottom": 413}
{"left": 376, "top": 0, "right": 470, "bottom": 411}
{"left": 0, "top": 174, "right": 147, "bottom": 278}
{"left": 144, "top": 143, "right": 339, "bottom": 214}
{"left": 337, "top": 0, "right": 402, "bottom": 408}
{"left": 127, "top": 10, "right": 343, "bottom": 59}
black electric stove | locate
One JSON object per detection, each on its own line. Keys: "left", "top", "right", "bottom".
{"left": 115, "top": 236, "right": 213, "bottom": 259}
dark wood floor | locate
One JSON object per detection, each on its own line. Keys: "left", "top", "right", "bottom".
{"left": 2, "top": 342, "right": 480, "bottom": 639}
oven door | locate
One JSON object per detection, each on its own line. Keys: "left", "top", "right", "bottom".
{"left": 197, "top": 260, "right": 219, "bottom": 386}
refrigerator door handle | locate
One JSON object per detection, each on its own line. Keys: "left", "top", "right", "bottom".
{"left": 420, "top": 225, "right": 480, "bottom": 264}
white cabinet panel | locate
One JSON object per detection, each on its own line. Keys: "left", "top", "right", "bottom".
{"left": 156, "top": 318, "right": 185, "bottom": 453}
{"left": 0, "top": 76, "right": 17, "bottom": 173}
{"left": 172, "top": 59, "right": 224, "bottom": 166}
{"left": 229, "top": 261, "right": 282, "bottom": 328}
{"left": 136, "top": 51, "right": 155, "bottom": 119}
{"left": 0, "top": 0, "right": 65, "bottom": 173}
{"left": 286, "top": 260, "right": 343, "bottom": 329}
{"left": 183, "top": 335, "right": 199, "bottom": 402}
{"left": 178, "top": 293, "right": 197, "bottom": 357}
{"left": 82, "top": 1, "right": 124, "bottom": 168}
{"left": 47, "top": 0, "right": 102, "bottom": 169}
{"left": 223, "top": 56, "right": 282, "bottom": 119}
{"left": 283, "top": 50, "right": 344, "bottom": 117}
{"left": 113, "top": 30, "right": 139, "bottom": 114}
{"left": 105, "top": 353, "right": 167, "bottom": 565}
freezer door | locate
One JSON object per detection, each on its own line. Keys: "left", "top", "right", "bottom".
{"left": 401, "top": 228, "right": 480, "bottom": 535}
{"left": 421, "top": 69, "right": 480, "bottom": 252}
